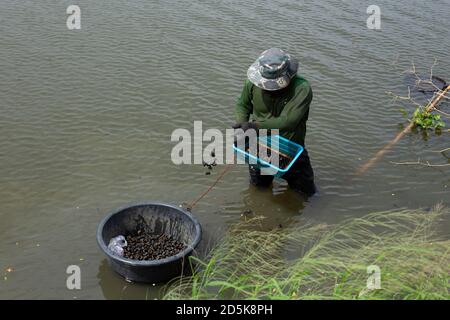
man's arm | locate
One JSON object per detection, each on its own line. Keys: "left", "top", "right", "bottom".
{"left": 257, "top": 82, "right": 312, "bottom": 131}
{"left": 235, "top": 80, "right": 253, "bottom": 123}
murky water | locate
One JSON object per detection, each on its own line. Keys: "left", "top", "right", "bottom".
{"left": 1, "top": 0, "right": 449, "bottom": 299}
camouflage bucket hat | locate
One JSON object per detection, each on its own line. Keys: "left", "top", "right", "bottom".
{"left": 247, "top": 48, "right": 298, "bottom": 91}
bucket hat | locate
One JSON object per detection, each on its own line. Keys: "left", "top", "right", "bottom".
{"left": 247, "top": 48, "right": 298, "bottom": 91}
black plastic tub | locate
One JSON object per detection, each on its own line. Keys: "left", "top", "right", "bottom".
{"left": 97, "top": 202, "right": 201, "bottom": 283}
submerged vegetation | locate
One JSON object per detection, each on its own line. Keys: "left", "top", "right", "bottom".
{"left": 164, "top": 206, "right": 450, "bottom": 300}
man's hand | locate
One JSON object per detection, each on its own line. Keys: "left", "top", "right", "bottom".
{"left": 232, "top": 122, "right": 259, "bottom": 132}
{"left": 232, "top": 122, "right": 259, "bottom": 149}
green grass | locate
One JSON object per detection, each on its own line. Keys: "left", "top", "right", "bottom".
{"left": 164, "top": 205, "right": 450, "bottom": 300}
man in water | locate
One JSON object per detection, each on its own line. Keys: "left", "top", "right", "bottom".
{"left": 233, "top": 48, "right": 316, "bottom": 196}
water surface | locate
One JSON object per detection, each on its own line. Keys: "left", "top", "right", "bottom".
{"left": 0, "top": 0, "right": 449, "bottom": 299}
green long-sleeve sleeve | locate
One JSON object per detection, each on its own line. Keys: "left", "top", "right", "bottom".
{"left": 235, "top": 80, "right": 253, "bottom": 123}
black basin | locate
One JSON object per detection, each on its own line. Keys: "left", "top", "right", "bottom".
{"left": 97, "top": 202, "right": 201, "bottom": 283}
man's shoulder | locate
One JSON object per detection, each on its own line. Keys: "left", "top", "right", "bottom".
{"left": 242, "top": 79, "right": 255, "bottom": 92}
{"left": 292, "top": 75, "right": 313, "bottom": 102}
{"left": 292, "top": 75, "right": 311, "bottom": 90}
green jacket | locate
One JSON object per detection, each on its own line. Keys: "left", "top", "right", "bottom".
{"left": 235, "top": 75, "right": 313, "bottom": 146}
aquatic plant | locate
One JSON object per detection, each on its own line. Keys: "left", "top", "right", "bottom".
{"left": 411, "top": 107, "right": 445, "bottom": 130}
{"left": 164, "top": 205, "right": 450, "bottom": 300}
{"left": 400, "top": 106, "right": 446, "bottom": 131}
{"left": 393, "top": 63, "right": 449, "bottom": 131}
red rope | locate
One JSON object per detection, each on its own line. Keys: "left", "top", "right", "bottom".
{"left": 188, "top": 164, "right": 233, "bottom": 210}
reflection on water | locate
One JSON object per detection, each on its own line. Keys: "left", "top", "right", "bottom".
{"left": 97, "top": 259, "right": 163, "bottom": 300}
{"left": 240, "top": 184, "right": 306, "bottom": 230}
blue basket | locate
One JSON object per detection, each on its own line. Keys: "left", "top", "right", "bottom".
{"left": 233, "top": 134, "right": 304, "bottom": 177}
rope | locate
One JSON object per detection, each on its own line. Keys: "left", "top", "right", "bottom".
{"left": 187, "top": 164, "right": 233, "bottom": 210}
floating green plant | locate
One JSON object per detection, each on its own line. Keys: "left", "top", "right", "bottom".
{"left": 400, "top": 106, "right": 445, "bottom": 131}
